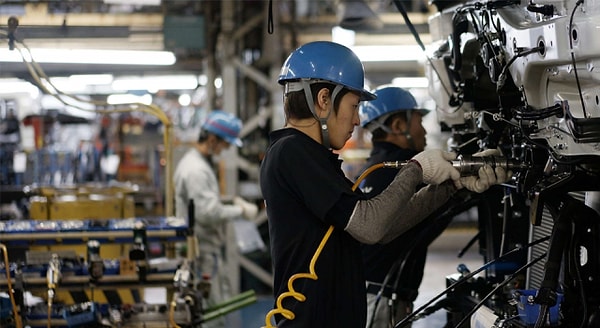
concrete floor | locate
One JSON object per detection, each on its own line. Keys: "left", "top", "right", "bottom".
{"left": 230, "top": 227, "right": 484, "bottom": 328}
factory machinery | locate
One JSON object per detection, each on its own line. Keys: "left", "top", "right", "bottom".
{"left": 3, "top": 0, "right": 600, "bottom": 326}
{"left": 387, "top": 0, "right": 600, "bottom": 326}
{"left": 0, "top": 13, "right": 258, "bottom": 326}
{"left": 0, "top": 193, "right": 256, "bottom": 328}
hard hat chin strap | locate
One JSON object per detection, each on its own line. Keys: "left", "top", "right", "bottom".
{"left": 369, "top": 110, "right": 417, "bottom": 150}
{"left": 369, "top": 120, "right": 393, "bottom": 134}
{"left": 299, "top": 80, "right": 343, "bottom": 149}
{"left": 318, "top": 117, "right": 330, "bottom": 149}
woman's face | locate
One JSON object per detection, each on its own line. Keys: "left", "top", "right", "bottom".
{"left": 327, "top": 92, "right": 361, "bottom": 150}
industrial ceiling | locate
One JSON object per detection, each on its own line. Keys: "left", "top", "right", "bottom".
{"left": 0, "top": 0, "right": 432, "bottom": 86}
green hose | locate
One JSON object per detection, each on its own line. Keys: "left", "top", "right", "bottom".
{"left": 202, "top": 290, "right": 257, "bottom": 322}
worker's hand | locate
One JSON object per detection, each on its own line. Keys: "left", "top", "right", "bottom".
{"left": 233, "top": 196, "right": 258, "bottom": 220}
{"left": 411, "top": 149, "right": 460, "bottom": 185}
{"left": 457, "top": 149, "right": 512, "bottom": 193}
{"left": 470, "top": 148, "right": 502, "bottom": 157}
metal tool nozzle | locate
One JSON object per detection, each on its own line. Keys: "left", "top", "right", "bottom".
{"left": 452, "top": 154, "right": 528, "bottom": 176}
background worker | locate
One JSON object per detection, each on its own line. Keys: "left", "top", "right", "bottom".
{"left": 173, "top": 110, "right": 258, "bottom": 328}
{"left": 358, "top": 85, "right": 454, "bottom": 327}
{"left": 259, "top": 41, "right": 509, "bottom": 327}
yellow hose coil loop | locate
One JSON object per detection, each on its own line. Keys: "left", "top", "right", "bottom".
{"left": 263, "top": 163, "right": 385, "bottom": 327}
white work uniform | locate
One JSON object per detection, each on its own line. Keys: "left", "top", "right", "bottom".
{"left": 174, "top": 147, "right": 243, "bottom": 327}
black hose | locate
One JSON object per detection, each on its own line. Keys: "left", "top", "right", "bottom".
{"left": 499, "top": 187, "right": 511, "bottom": 257}
{"left": 394, "top": 235, "right": 550, "bottom": 328}
{"left": 535, "top": 199, "right": 572, "bottom": 309}
{"left": 391, "top": 0, "right": 454, "bottom": 98}
{"left": 369, "top": 187, "right": 479, "bottom": 327}
{"left": 452, "top": 252, "right": 547, "bottom": 328}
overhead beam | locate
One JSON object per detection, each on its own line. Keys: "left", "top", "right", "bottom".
{"left": 13, "top": 25, "right": 132, "bottom": 39}
{"left": 0, "top": 3, "right": 163, "bottom": 27}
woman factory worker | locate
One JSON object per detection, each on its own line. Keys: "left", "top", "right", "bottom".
{"left": 259, "top": 41, "right": 509, "bottom": 327}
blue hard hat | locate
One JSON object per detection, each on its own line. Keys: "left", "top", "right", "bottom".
{"left": 278, "top": 41, "right": 376, "bottom": 101}
{"left": 359, "top": 85, "right": 429, "bottom": 129}
{"left": 202, "top": 110, "right": 243, "bottom": 147}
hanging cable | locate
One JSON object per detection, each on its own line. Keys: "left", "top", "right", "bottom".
{"left": 451, "top": 252, "right": 547, "bottom": 328}
{"left": 569, "top": 0, "right": 588, "bottom": 119}
{"left": 394, "top": 235, "right": 550, "bottom": 327}
{"left": 367, "top": 194, "right": 478, "bottom": 328}
{"left": 499, "top": 186, "right": 512, "bottom": 257}
{"left": 7, "top": 38, "right": 176, "bottom": 216}
{"left": 267, "top": 0, "right": 274, "bottom": 34}
{"left": 367, "top": 251, "right": 403, "bottom": 328}
{"left": 391, "top": 0, "right": 454, "bottom": 99}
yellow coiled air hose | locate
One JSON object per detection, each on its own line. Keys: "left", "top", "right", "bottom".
{"left": 263, "top": 162, "right": 392, "bottom": 327}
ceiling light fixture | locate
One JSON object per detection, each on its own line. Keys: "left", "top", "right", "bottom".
{"left": 391, "top": 77, "right": 429, "bottom": 88}
{"left": 111, "top": 75, "right": 198, "bottom": 92}
{"left": 0, "top": 79, "right": 40, "bottom": 97}
{"left": 351, "top": 45, "right": 425, "bottom": 62}
{"left": 103, "top": 0, "right": 161, "bottom": 5}
{"left": 0, "top": 48, "right": 176, "bottom": 65}
{"left": 107, "top": 93, "right": 153, "bottom": 105}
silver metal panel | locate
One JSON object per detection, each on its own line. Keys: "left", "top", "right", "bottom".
{"left": 527, "top": 192, "right": 586, "bottom": 289}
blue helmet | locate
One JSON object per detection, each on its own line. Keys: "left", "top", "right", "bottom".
{"left": 278, "top": 41, "right": 376, "bottom": 101}
{"left": 202, "top": 110, "right": 243, "bottom": 147}
{"left": 359, "top": 86, "right": 429, "bottom": 131}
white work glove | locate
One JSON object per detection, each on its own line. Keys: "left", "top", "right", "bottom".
{"left": 468, "top": 148, "right": 502, "bottom": 157}
{"left": 458, "top": 149, "right": 512, "bottom": 193}
{"left": 233, "top": 196, "right": 258, "bottom": 220}
{"left": 411, "top": 149, "right": 460, "bottom": 185}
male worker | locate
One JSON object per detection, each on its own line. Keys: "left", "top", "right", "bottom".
{"left": 173, "top": 110, "right": 258, "bottom": 327}
{"left": 359, "top": 85, "right": 453, "bottom": 328}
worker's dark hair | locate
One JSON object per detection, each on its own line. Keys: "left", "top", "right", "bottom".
{"left": 283, "top": 82, "right": 351, "bottom": 121}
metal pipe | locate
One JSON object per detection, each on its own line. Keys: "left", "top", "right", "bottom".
{"left": 382, "top": 154, "right": 529, "bottom": 177}
{"left": 451, "top": 154, "right": 529, "bottom": 176}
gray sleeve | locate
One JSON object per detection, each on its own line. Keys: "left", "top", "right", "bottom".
{"left": 344, "top": 162, "right": 456, "bottom": 244}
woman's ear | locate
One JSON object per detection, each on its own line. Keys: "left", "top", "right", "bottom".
{"left": 316, "top": 88, "right": 330, "bottom": 112}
